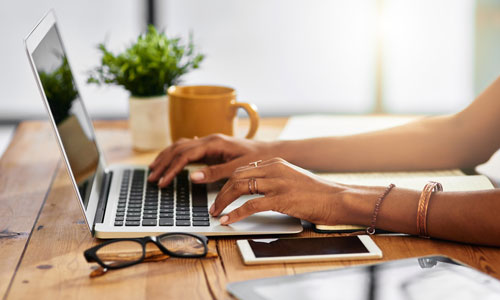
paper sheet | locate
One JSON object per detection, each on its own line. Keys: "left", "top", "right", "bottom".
{"left": 279, "top": 114, "right": 419, "bottom": 140}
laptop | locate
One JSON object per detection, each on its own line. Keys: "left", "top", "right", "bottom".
{"left": 24, "top": 11, "right": 303, "bottom": 238}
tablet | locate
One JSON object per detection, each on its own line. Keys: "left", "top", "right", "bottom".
{"left": 227, "top": 255, "right": 500, "bottom": 300}
{"left": 237, "top": 235, "right": 382, "bottom": 265}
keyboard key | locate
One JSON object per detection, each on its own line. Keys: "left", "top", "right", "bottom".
{"left": 193, "top": 221, "right": 210, "bottom": 227}
{"left": 192, "top": 207, "right": 208, "bottom": 212}
{"left": 143, "top": 209, "right": 157, "bottom": 214}
{"left": 115, "top": 217, "right": 124, "bottom": 221}
{"left": 176, "top": 206, "right": 190, "bottom": 211}
{"left": 193, "top": 216, "right": 209, "bottom": 221}
{"left": 128, "top": 208, "right": 142, "bottom": 212}
{"left": 176, "top": 211, "right": 190, "bottom": 216}
{"left": 176, "top": 220, "right": 191, "bottom": 226}
{"left": 160, "top": 209, "right": 174, "bottom": 214}
{"left": 116, "top": 212, "right": 125, "bottom": 217}
{"left": 125, "top": 221, "right": 140, "bottom": 226}
{"left": 192, "top": 183, "right": 208, "bottom": 206}
{"left": 193, "top": 212, "right": 209, "bottom": 217}
{"left": 127, "top": 212, "right": 141, "bottom": 217}
{"left": 160, "top": 213, "right": 174, "bottom": 218}
{"left": 142, "top": 219, "right": 157, "bottom": 226}
{"left": 176, "top": 215, "right": 190, "bottom": 220}
{"left": 143, "top": 214, "right": 157, "bottom": 219}
{"left": 114, "top": 221, "right": 124, "bottom": 226}
{"left": 126, "top": 217, "right": 141, "bottom": 221}
{"left": 159, "top": 218, "right": 174, "bottom": 226}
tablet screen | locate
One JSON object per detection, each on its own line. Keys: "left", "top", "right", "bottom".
{"left": 249, "top": 236, "right": 369, "bottom": 258}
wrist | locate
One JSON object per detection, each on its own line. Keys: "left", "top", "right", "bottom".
{"left": 339, "top": 185, "right": 388, "bottom": 226}
{"left": 265, "top": 140, "right": 295, "bottom": 161}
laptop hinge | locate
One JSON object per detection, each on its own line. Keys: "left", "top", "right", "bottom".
{"left": 93, "top": 170, "right": 113, "bottom": 233}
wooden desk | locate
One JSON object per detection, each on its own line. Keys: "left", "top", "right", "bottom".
{"left": 1, "top": 119, "right": 500, "bottom": 299}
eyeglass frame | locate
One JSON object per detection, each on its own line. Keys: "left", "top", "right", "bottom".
{"left": 84, "top": 232, "right": 209, "bottom": 270}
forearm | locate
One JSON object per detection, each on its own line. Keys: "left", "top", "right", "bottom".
{"left": 274, "top": 114, "right": 491, "bottom": 172}
{"left": 341, "top": 186, "right": 500, "bottom": 246}
{"left": 274, "top": 76, "right": 500, "bottom": 172}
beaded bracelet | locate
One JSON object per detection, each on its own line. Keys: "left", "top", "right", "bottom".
{"left": 366, "top": 184, "right": 396, "bottom": 235}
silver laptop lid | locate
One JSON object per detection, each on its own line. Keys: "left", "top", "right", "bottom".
{"left": 24, "top": 11, "right": 106, "bottom": 231}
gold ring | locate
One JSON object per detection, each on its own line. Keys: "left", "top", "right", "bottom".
{"left": 253, "top": 178, "right": 258, "bottom": 194}
{"left": 248, "top": 178, "right": 255, "bottom": 195}
{"left": 249, "top": 160, "right": 262, "bottom": 167}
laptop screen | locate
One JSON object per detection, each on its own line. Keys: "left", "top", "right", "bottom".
{"left": 31, "top": 24, "right": 100, "bottom": 210}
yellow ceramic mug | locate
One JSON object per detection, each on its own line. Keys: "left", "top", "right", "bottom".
{"left": 168, "top": 85, "right": 259, "bottom": 142}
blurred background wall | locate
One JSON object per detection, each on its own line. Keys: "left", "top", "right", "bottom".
{"left": 0, "top": 0, "right": 499, "bottom": 121}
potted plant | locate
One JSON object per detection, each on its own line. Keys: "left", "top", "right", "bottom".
{"left": 88, "top": 25, "right": 204, "bottom": 150}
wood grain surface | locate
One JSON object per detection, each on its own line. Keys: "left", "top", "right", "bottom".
{"left": 1, "top": 119, "right": 500, "bottom": 300}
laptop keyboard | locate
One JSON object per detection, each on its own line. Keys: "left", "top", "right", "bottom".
{"left": 114, "top": 169, "right": 210, "bottom": 227}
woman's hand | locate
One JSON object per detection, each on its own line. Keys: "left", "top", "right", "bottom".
{"left": 148, "top": 134, "right": 280, "bottom": 187}
{"left": 210, "top": 157, "right": 353, "bottom": 225}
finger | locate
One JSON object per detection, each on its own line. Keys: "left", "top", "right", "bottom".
{"left": 157, "top": 146, "right": 208, "bottom": 187}
{"left": 189, "top": 156, "right": 250, "bottom": 183}
{"left": 231, "top": 160, "right": 287, "bottom": 182}
{"left": 149, "top": 138, "right": 192, "bottom": 169}
{"left": 234, "top": 157, "right": 286, "bottom": 172}
{"left": 148, "top": 142, "right": 201, "bottom": 182}
{"left": 211, "top": 178, "right": 275, "bottom": 216}
{"left": 215, "top": 161, "right": 281, "bottom": 198}
{"left": 219, "top": 197, "right": 277, "bottom": 225}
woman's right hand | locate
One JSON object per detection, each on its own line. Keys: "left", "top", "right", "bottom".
{"left": 148, "top": 134, "right": 279, "bottom": 188}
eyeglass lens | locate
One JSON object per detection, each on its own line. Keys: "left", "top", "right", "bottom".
{"left": 158, "top": 234, "right": 205, "bottom": 256}
{"left": 95, "top": 240, "right": 144, "bottom": 267}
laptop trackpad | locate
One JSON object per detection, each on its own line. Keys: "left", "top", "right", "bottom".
{"left": 218, "top": 195, "right": 303, "bottom": 233}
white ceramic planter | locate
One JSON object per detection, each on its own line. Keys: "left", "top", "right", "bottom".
{"left": 129, "top": 95, "right": 170, "bottom": 151}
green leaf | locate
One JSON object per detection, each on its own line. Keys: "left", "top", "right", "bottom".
{"left": 87, "top": 25, "right": 204, "bottom": 97}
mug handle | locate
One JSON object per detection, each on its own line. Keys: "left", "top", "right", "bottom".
{"left": 231, "top": 102, "right": 259, "bottom": 139}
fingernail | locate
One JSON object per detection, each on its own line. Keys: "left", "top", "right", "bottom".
{"left": 219, "top": 215, "right": 229, "bottom": 224}
{"left": 190, "top": 171, "right": 205, "bottom": 181}
{"left": 158, "top": 177, "right": 165, "bottom": 185}
{"left": 209, "top": 204, "right": 215, "bottom": 215}
{"left": 148, "top": 173, "right": 154, "bottom": 180}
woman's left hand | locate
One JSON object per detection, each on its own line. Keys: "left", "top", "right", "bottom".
{"left": 210, "top": 157, "right": 352, "bottom": 225}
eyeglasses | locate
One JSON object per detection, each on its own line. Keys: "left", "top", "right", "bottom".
{"left": 84, "top": 232, "right": 208, "bottom": 274}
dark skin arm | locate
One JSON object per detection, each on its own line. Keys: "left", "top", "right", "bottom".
{"left": 148, "top": 76, "right": 500, "bottom": 247}
{"left": 210, "top": 158, "right": 500, "bottom": 246}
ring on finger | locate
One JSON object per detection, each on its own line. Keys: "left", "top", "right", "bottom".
{"left": 248, "top": 160, "right": 262, "bottom": 167}
{"left": 248, "top": 178, "right": 254, "bottom": 194}
{"left": 253, "top": 178, "right": 258, "bottom": 194}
